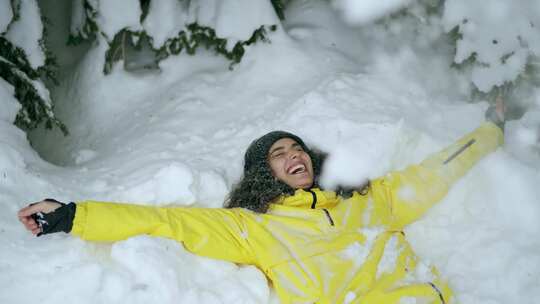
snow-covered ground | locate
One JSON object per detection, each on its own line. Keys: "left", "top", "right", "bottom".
{"left": 1, "top": 1, "right": 540, "bottom": 303}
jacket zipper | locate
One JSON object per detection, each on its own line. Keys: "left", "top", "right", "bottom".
{"left": 322, "top": 209, "right": 335, "bottom": 226}
{"left": 307, "top": 189, "right": 335, "bottom": 226}
{"left": 443, "top": 138, "right": 475, "bottom": 165}
{"left": 428, "top": 282, "right": 446, "bottom": 304}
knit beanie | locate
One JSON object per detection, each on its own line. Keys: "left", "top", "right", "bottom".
{"left": 244, "top": 131, "right": 308, "bottom": 173}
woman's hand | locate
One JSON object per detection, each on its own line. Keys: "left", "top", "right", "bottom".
{"left": 494, "top": 95, "right": 506, "bottom": 121}
{"left": 486, "top": 95, "right": 507, "bottom": 130}
{"left": 18, "top": 199, "right": 63, "bottom": 235}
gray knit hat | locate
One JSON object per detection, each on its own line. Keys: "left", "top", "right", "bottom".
{"left": 243, "top": 131, "right": 308, "bottom": 173}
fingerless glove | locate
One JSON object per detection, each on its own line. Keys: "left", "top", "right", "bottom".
{"left": 31, "top": 199, "right": 76, "bottom": 236}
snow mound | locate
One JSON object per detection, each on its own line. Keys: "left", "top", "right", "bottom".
{"left": 332, "top": 0, "right": 412, "bottom": 25}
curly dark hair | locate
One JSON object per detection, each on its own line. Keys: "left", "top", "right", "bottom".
{"left": 225, "top": 148, "right": 327, "bottom": 213}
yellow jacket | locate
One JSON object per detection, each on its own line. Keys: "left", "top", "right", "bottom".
{"left": 72, "top": 122, "right": 503, "bottom": 304}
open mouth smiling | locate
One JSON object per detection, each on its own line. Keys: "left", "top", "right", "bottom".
{"left": 287, "top": 163, "right": 307, "bottom": 175}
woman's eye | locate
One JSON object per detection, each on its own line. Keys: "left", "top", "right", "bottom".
{"left": 272, "top": 153, "right": 284, "bottom": 159}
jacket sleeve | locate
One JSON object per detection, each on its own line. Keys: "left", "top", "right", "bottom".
{"left": 71, "top": 201, "right": 256, "bottom": 264}
{"left": 368, "top": 122, "right": 504, "bottom": 229}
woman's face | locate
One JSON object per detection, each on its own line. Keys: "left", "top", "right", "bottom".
{"left": 268, "top": 138, "right": 314, "bottom": 189}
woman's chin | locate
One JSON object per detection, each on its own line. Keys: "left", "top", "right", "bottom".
{"left": 291, "top": 178, "right": 314, "bottom": 189}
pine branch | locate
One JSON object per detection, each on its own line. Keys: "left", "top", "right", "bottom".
{"left": 0, "top": 59, "right": 67, "bottom": 135}
{"left": 103, "top": 23, "right": 276, "bottom": 75}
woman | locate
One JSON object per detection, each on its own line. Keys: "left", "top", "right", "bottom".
{"left": 18, "top": 104, "right": 506, "bottom": 304}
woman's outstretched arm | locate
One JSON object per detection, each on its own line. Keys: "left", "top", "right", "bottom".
{"left": 19, "top": 200, "right": 257, "bottom": 265}
{"left": 369, "top": 121, "right": 504, "bottom": 229}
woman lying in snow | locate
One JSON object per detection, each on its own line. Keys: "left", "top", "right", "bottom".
{"left": 19, "top": 102, "right": 506, "bottom": 304}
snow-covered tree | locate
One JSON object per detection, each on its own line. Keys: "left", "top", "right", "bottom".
{"left": 4, "top": 0, "right": 538, "bottom": 134}
{"left": 68, "top": 0, "right": 284, "bottom": 73}
{"left": 0, "top": 0, "right": 67, "bottom": 134}
{"left": 442, "top": 0, "right": 540, "bottom": 93}
{"left": 332, "top": 0, "right": 540, "bottom": 106}
{"left": 2, "top": 0, "right": 286, "bottom": 134}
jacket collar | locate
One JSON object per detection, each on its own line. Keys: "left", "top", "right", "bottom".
{"left": 273, "top": 188, "right": 338, "bottom": 209}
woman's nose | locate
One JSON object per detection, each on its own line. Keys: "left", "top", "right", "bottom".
{"left": 289, "top": 150, "right": 300, "bottom": 159}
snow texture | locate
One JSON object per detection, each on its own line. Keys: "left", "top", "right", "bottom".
{"left": 189, "top": 0, "right": 280, "bottom": 49}
{"left": 1, "top": 0, "right": 540, "bottom": 303}
{"left": 70, "top": 0, "right": 87, "bottom": 37}
{"left": 442, "top": 0, "right": 540, "bottom": 92}
{"left": 5, "top": 0, "right": 45, "bottom": 68}
{"left": 12, "top": 68, "right": 52, "bottom": 109}
{"left": 319, "top": 123, "right": 401, "bottom": 189}
{"left": 97, "top": 0, "right": 142, "bottom": 40}
{"left": 341, "top": 227, "right": 384, "bottom": 266}
{"left": 334, "top": 0, "right": 540, "bottom": 92}
{"left": 0, "top": 0, "right": 13, "bottom": 33}
{"left": 142, "top": 0, "right": 280, "bottom": 50}
{"left": 376, "top": 235, "right": 401, "bottom": 279}
{"left": 143, "top": 0, "right": 189, "bottom": 48}
{"left": 332, "top": 0, "right": 412, "bottom": 25}
{"left": 0, "top": 78, "right": 20, "bottom": 123}
{"left": 211, "top": 0, "right": 279, "bottom": 42}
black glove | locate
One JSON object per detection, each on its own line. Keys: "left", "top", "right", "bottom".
{"left": 31, "top": 199, "right": 76, "bottom": 236}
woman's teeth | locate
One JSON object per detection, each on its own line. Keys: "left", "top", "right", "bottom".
{"left": 289, "top": 164, "right": 305, "bottom": 174}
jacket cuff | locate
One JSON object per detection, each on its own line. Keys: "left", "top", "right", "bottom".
{"left": 482, "top": 121, "right": 504, "bottom": 146}
{"left": 71, "top": 202, "right": 87, "bottom": 238}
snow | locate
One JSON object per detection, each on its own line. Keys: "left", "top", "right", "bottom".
{"left": 342, "top": 227, "right": 383, "bottom": 266}
{"left": 506, "top": 110, "right": 540, "bottom": 166}
{"left": 319, "top": 122, "right": 402, "bottom": 190}
{"left": 212, "top": 0, "right": 279, "bottom": 43}
{"left": 442, "top": 0, "right": 540, "bottom": 92}
{"left": 141, "top": 0, "right": 280, "bottom": 51}
{"left": 2, "top": 0, "right": 540, "bottom": 303}
{"left": 115, "top": 162, "right": 196, "bottom": 205}
{"left": 332, "top": 0, "right": 412, "bottom": 25}
{"left": 142, "top": 0, "right": 189, "bottom": 48}
{"left": 334, "top": 0, "right": 540, "bottom": 92}
{"left": 5, "top": 0, "right": 45, "bottom": 69}
{"left": 106, "top": 236, "right": 269, "bottom": 303}
{"left": 332, "top": 0, "right": 413, "bottom": 25}
{"left": 97, "top": 0, "right": 142, "bottom": 41}
{"left": 376, "top": 235, "right": 401, "bottom": 279}
{"left": 12, "top": 68, "right": 53, "bottom": 110}
{"left": 73, "top": 149, "right": 98, "bottom": 165}
{"left": 0, "top": 78, "right": 20, "bottom": 123}
{"left": 0, "top": 0, "right": 13, "bottom": 33}
{"left": 189, "top": 0, "right": 280, "bottom": 49}
{"left": 344, "top": 291, "right": 356, "bottom": 304}
{"left": 70, "top": 0, "right": 89, "bottom": 38}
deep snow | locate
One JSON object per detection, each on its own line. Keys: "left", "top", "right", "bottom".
{"left": 1, "top": 1, "right": 540, "bottom": 303}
